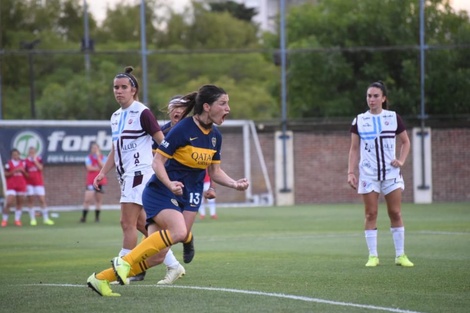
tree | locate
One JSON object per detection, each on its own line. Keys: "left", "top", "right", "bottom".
{"left": 264, "top": 0, "right": 470, "bottom": 118}
{"left": 209, "top": 1, "right": 258, "bottom": 23}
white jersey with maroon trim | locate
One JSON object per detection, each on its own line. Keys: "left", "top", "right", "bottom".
{"left": 351, "top": 109, "right": 406, "bottom": 181}
{"left": 110, "top": 101, "right": 160, "bottom": 179}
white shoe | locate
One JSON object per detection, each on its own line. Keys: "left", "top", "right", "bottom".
{"left": 157, "top": 264, "right": 185, "bottom": 285}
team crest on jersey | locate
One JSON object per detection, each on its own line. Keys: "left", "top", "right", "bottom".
{"left": 128, "top": 119, "right": 133, "bottom": 124}
{"left": 171, "top": 199, "right": 179, "bottom": 207}
{"left": 212, "top": 137, "right": 217, "bottom": 147}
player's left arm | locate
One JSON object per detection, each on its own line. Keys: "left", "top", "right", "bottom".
{"left": 208, "top": 163, "right": 249, "bottom": 191}
{"left": 204, "top": 177, "right": 217, "bottom": 199}
{"left": 392, "top": 130, "right": 410, "bottom": 168}
{"left": 33, "top": 157, "right": 44, "bottom": 171}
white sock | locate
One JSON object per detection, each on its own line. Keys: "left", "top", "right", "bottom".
{"left": 198, "top": 205, "right": 206, "bottom": 216}
{"left": 391, "top": 226, "right": 405, "bottom": 257}
{"left": 15, "top": 210, "right": 22, "bottom": 222}
{"left": 118, "top": 248, "right": 132, "bottom": 257}
{"left": 29, "top": 208, "right": 36, "bottom": 220}
{"left": 42, "top": 208, "right": 50, "bottom": 220}
{"left": 365, "top": 229, "right": 378, "bottom": 257}
{"left": 2, "top": 214, "right": 8, "bottom": 222}
{"left": 163, "top": 249, "right": 180, "bottom": 268}
{"left": 208, "top": 199, "right": 216, "bottom": 216}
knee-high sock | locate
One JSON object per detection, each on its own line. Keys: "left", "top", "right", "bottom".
{"left": 391, "top": 226, "right": 405, "bottom": 257}
{"left": 15, "top": 210, "right": 22, "bottom": 222}
{"left": 129, "top": 260, "right": 149, "bottom": 277}
{"left": 163, "top": 249, "right": 180, "bottom": 268}
{"left": 96, "top": 259, "right": 149, "bottom": 282}
{"left": 365, "top": 229, "right": 378, "bottom": 257}
{"left": 208, "top": 199, "right": 216, "bottom": 216}
{"left": 184, "top": 232, "right": 193, "bottom": 244}
{"left": 122, "top": 230, "right": 173, "bottom": 266}
{"left": 96, "top": 268, "right": 117, "bottom": 281}
{"left": 29, "top": 208, "right": 36, "bottom": 221}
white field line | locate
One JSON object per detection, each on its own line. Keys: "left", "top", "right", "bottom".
{"left": 28, "top": 283, "right": 426, "bottom": 313}
{"left": 415, "top": 231, "right": 470, "bottom": 236}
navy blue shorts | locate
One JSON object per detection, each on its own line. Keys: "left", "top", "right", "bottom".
{"left": 142, "top": 182, "right": 200, "bottom": 225}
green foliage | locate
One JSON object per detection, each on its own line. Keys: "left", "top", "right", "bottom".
{"left": 265, "top": 0, "right": 470, "bottom": 117}
{"left": 1, "top": 0, "right": 470, "bottom": 120}
{"left": 209, "top": 0, "right": 258, "bottom": 23}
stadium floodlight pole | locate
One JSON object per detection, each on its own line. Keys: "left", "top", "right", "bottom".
{"left": 0, "top": 3, "right": 2, "bottom": 120}
{"left": 279, "top": 0, "right": 290, "bottom": 193}
{"left": 20, "top": 40, "right": 40, "bottom": 119}
{"left": 83, "top": 0, "right": 91, "bottom": 73}
{"left": 418, "top": 0, "right": 429, "bottom": 190}
{"left": 140, "top": 0, "right": 149, "bottom": 105}
{"left": 0, "top": 64, "right": 2, "bottom": 120}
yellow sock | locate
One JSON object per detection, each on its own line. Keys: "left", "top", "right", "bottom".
{"left": 95, "top": 259, "right": 149, "bottom": 281}
{"left": 122, "top": 230, "right": 173, "bottom": 266}
{"left": 129, "top": 260, "right": 149, "bottom": 277}
{"left": 96, "top": 268, "right": 117, "bottom": 281}
{"left": 184, "top": 232, "right": 193, "bottom": 244}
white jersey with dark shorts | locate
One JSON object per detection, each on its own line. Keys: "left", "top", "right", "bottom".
{"left": 350, "top": 109, "right": 406, "bottom": 195}
{"left": 110, "top": 100, "right": 161, "bottom": 204}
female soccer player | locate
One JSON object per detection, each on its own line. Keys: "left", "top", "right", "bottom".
{"left": 2, "top": 149, "right": 27, "bottom": 227}
{"left": 347, "top": 81, "right": 414, "bottom": 268}
{"left": 91, "top": 66, "right": 164, "bottom": 270}
{"left": 80, "top": 142, "right": 107, "bottom": 223}
{"left": 25, "top": 146, "right": 54, "bottom": 226}
{"left": 87, "top": 84, "right": 249, "bottom": 296}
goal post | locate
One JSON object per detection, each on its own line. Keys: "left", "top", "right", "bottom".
{"left": 215, "top": 120, "right": 274, "bottom": 207}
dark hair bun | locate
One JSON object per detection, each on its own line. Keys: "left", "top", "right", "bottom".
{"left": 124, "top": 66, "right": 134, "bottom": 74}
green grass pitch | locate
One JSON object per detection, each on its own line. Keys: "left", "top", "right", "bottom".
{"left": 0, "top": 203, "right": 469, "bottom": 313}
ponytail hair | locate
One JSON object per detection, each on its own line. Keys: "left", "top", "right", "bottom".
{"left": 179, "top": 85, "right": 227, "bottom": 120}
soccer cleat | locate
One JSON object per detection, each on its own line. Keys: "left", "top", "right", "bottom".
{"left": 1, "top": 220, "right": 7, "bottom": 227}
{"left": 210, "top": 214, "right": 218, "bottom": 220}
{"left": 183, "top": 237, "right": 195, "bottom": 264}
{"left": 157, "top": 264, "right": 186, "bottom": 285}
{"left": 30, "top": 220, "right": 37, "bottom": 226}
{"left": 87, "top": 273, "right": 121, "bottom": 297}
{"left": 111, "top": 257, "right": 131, "bottom": 285}
{"left": 109, "top": 277, "right": 129, "bottom": 285}
{"left": 15, "top": 220, "right": 22, "bottom": 227}
{"left": 395, "top": 254, "right": 414, "bottom": 267}
{"left": 79, "top": 217, "right": 86, "bottom": 223}
{"left": 44, "top": 219, "right": 55, "bottom": 226}
{"left": 365, "top": 256, "right": 380, "bottom": 267}
{"left": 129, "top": 271, "right": 146, "bottom": 282}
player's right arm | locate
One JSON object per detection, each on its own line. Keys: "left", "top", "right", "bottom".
{"left": 93, "top": 149, "right": 115, "bottom": 189}
{"left": 152, "top": 151, "right": 184, "bottom": 196}
{"left": 347, "top": 133, "right": 360, "bottom": 189}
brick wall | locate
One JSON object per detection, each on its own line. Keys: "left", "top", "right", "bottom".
{"left": 41, "top": 127, "right": 470, "bottom": 207}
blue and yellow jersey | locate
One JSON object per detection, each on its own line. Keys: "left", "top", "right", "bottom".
{"left": 146, "top": 116, "right": 222, "bottom": 209}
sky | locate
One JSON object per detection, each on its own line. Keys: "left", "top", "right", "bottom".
{"left": 87, "top": 0, "right": 190, "bottom": 23}
{"left": 87, "top": 0, "right": 470, "bottom": 24}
